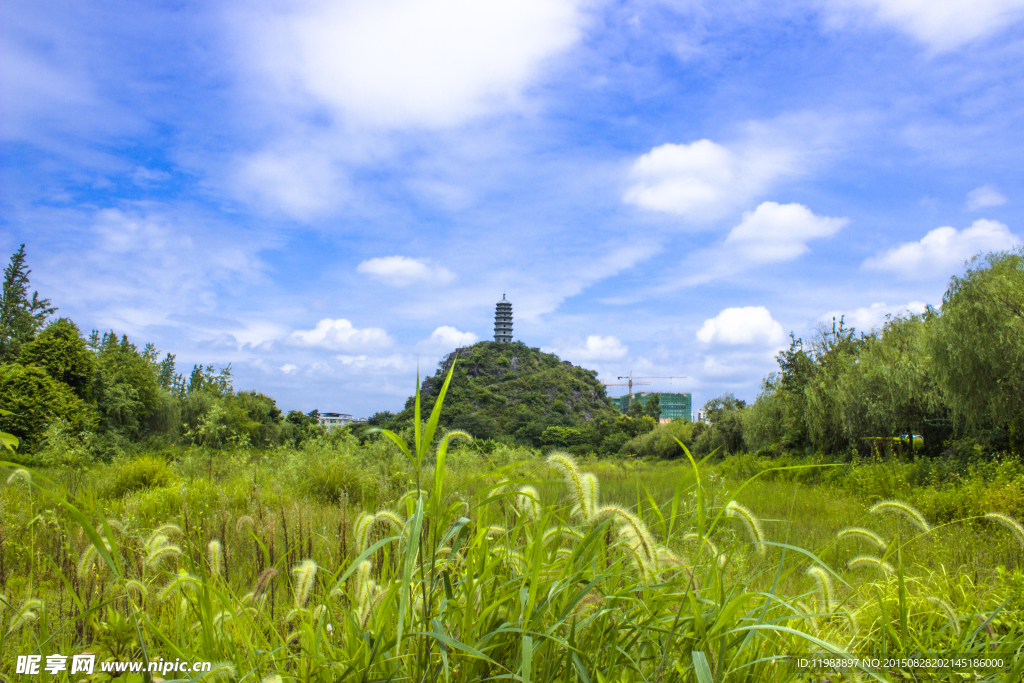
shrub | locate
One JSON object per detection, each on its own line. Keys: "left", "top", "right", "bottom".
{"left": 110, "top": 455, "right": 174, "bottom": 497}
{"left": 621, "top": 419, "right": 695, "bottom": 458}
{"left": 299, "top": 454, "right": 367, "bottom": 503}
{"left": 0, "top": 363, "right": 96, "bottom": 454}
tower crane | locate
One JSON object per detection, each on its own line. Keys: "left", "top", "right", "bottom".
{"left": 601, "top": 379, "right": 650, "bottom": 404}
{"left": 615, "top": 374, "right": 687, "bottom": 406}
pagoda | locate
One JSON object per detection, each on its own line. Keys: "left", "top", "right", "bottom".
{"left": 494, "top": 295, "right": 513, "bottom": 342}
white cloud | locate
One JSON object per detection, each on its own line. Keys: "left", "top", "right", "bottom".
{"left": 231, "top": 148, "right": 345, "bottom": 219}
{"left": 249, "top": 0, "right": 586, "bottom": 129}
{"left": 280, "top": 363, "right": 298, "bottom": 374}
{"left": 697, "top": 307, "right": 786, "bottom": 346}
{"left": 288, "top": 318, "right": 393, "bottom": 351}
{"left": 819, "top": 301, "right": 928, "bottom": 332}
{"left": 357, "top": 256, "right": 455, "bottom": 287}
{"left": 966, "top": 185, "right": 1008, "bottom": 210}
{"left": 623, "top": 138, "right": 801, "bottom": 221}
{"left": 831, "top": 0, "right": 1024, "bottom": 51}
{"left": 551, "top": 335, "right": 629, "bottom": 362}
{"left": 416, "top": 326, "right": 480, "bottom": 353}
{"left": 863, "top": 219, "right": 1021, "bottom": 278}
{"left": 723, "top": 202, "right": 848, "bottom": 262}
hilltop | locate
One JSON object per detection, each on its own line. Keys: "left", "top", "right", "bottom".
{"left": 391, "top": 341, "right": 622, "bottom": 443}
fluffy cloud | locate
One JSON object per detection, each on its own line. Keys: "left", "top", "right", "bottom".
{"left": 288, "top": 318, "right": 392, "bottom": 351}
{"left": 723, "top": 202, "right": 848, "bottom": 262}
{"left": 819, "top": 301, "right": 928, "bottom": 332}
{"left": 832, "top": 0, "right": 1024, "bottom": 51}
{"left": 966, "top": 185, "right": 1008, "bottom": 210}
{"left": 553, "top": 335, "right": 629, "bottom": 362}
{"left": 279, "top": 363, "right": 298, "bottom": 374}
{"left": 863, "top": 219, "right": 1021, "bottom": 278}
{"left": 250, "top": 0, "right": 586, "bottom": 128}
{"left": 416, "top": 326, "right": 480, "bottom": 353}
{"left": 623, "top": 138, "right": 801, "bottom": 221}
{"left": 697, "top": 307, "right": 786, "bottom": 346}
{"left": 356, "top": 256, "right": 455, "bottom": 287}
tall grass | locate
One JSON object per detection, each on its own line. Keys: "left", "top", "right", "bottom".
{"left": 1, "top": 363, "right": 1023, "bottom": 680}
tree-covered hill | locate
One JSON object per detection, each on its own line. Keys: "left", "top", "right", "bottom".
{"left": 389, "top": 341, "right": 624, "bottom": 444}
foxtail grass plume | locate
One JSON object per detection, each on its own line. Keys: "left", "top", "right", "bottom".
{"left": 842, "top": 607, "right": 860, "bottom": 637}
{"left": 984, "top": 512, "right": 1024, "bottom": 548}
{"left": 726, "top": 501, "right": 767, "bottom": 556}
{"left": 396, "top": 488, "right": 428, "bottom": 511}
{"left": 927, "top": 596, "right": 961, "bottom": 635}
{"left": 516, "top": 485, "right": 542, "bottom": 520}
{"left": 683, "top": 533, "right": 724, "bottom": 567}
{"left": 353, "top": 512, "right": 374, "bottom": 553}
{"left": 805, "top": 565, "right": 834, "bottom": 612}
{"left": 292, "top": 559, "right": 317, "bottom": 609}
{"left": 373, "top": 509, "right": 406, "bottom": 535}
{"left": 352, "top": 560, "right": 377, "bottom": 627}
{"left": 254, "top": 568, "right": 277, "bottom": 596}
{"left": 592, "top": 505, "right": 657, "bottom": 568}
{"left": 7, "top": 599, "right": 42, "bottom": 635}
{"left": 581, "top": 473, "right": 599, "bottom": 520}
{"left": 199, "top": 662, "right": 236, "bottom": 683}
{"left": 145, "top": 535, "right": 182, "bottom": 571}
{"left": 77, "top": 539, "right": 113, "bottom": 579}
{"left": 869, "top": 500, "right": 930, "bottom": 533}
{"left": 6, "top": 469, "right": 30, "bottom": 486}
{"left": 104, "top": 519, "right": 125, "bottom": 534}
{"left": 208, "top": 540, "right": 224, "bottom": 577}
{"left": 158, "top": 569, "right": 200, "bottom": 602}
{"left": 542, "top": 526, "right": 585, "bottom": 546}
{"left": 125, "top": 580, "right": 148, "bottom": 601}
{"left": 547, "top": 452, "right": 589, "bottom": 521}
{"left": 235, "top": 515, "right": 255, "bottom": 533}
{"left": 847, "top": 555, "right": 895, "bottom": 574}
{"left": 152, "top": 523, "right": 183, "bottom": 537}
{"left": 837, "top": 527, "right": 887, "bottom": 551}
{"left": 617, "top": 523, "right": 652, "bottom": 576}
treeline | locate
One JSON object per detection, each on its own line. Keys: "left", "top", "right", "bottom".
{"left": 680, "top": 248, "right": 1024, "bottom": 458}
{"left": 0, "top": 246, "right": 323, "bottom": 462}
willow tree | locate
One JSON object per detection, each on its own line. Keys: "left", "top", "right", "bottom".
{"left": 931, "top": 248, "right": 1024, "bottom": 445}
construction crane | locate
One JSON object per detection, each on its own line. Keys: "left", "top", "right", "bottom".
{"left": 601, "top": 380, "right": 650, "bottom": 402}
{"left": 615, "top": 374, "right": 687, "bottom": 406}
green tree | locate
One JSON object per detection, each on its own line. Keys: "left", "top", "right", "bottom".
{"left": 0, "top": 364, "right": 95, "bottom": 453}
{"left": 93, "top": 331, "right": 161, "bottom": 438}
{"left": 931, "top": 248, "right": 1024, "bottom": 435}
{"left": 0, "top": 245, "right": 56, "bottom": 362}
{"left": 643, "top": 394, "right": 662, "bottom": 420}
{"left": 694, "top": 393, "right": 748, "bottom": 455}
{"left": 19, "top": 318, "right": 95, "bottom": 399}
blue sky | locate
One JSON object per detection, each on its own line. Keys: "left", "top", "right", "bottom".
{"left": 3, "top": 0, "right": 1023, "bottom": 417}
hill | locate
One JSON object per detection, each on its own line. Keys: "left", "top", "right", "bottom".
{"left": 390, "top": 341, "right": 622, "bottom": 444}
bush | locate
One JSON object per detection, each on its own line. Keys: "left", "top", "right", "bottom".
{"left": 110, "top": 455, "right": 174, "bottom": 497}
{"left": 0, "top": 363, "right": 96, "bottom": 454}
{"left": 299, "top": 454, "right": 368, "bottom": 503}
{"left": 621, "top": 419, "right": 695, "bottom": 458}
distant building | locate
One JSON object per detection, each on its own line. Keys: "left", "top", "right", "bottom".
{"left": 318, "top": 412, "right": 363, "bottom": 429}
{"left": 611, "top": 392, "right": 692, "bottom": 422}
{"left": 494, "top": 294, "right": 513, "bottom": 342}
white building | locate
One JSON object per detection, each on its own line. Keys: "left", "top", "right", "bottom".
{"left": 318, "top": 412, "right": 360, "bottom": 429}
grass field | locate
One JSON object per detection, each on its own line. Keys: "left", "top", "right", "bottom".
{"left": 2, "top": 425, "right": 1023, "bottom": 682}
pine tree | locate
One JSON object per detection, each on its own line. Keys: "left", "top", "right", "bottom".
{"left": 0, "top": 245, "right": 56, "bottom": 362}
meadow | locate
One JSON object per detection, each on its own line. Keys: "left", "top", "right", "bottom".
{"left": 2, "top": 384, "right": 1024, "bottom": 683}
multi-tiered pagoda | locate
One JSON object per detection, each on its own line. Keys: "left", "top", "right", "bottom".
{"left": 494, "top": 295, "right": 513, "bottom": 342}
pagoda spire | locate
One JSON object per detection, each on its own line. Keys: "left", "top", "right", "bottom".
{"left": 494, "top": 295, "right": 513, "bottom": 342}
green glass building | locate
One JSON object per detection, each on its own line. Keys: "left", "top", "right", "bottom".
{"left": 611, "top": 392, "right": 692, "bottom": 421}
